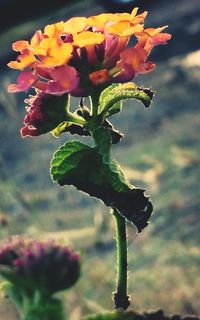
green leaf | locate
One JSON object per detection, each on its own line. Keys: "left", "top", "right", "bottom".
{"left": 84, "top": 310, "right": 169, "bottom": 320}
{"left": 51, "top": 122, "right": 90, "bottom": 138}
{"left": 51, "top": 142, "right": 153, "bottom": 232}
{"left": 0, "top": 265, "right": 17, "bottom": 283}
{"left": 51, "top": 141, "right": 91, "bottom": 183}
{"left": 99, "top": 83, "right": 154, "bottom": 117}
{"left": 0, "top": 280, "right": 11, "bottom": 294}
{"left": 84, "top": 310, "right": 143, "bottom": 320}
{"left": 102, "top": 120, "right": 124, "bottom": 144}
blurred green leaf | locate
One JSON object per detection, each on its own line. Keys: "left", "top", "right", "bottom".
{"left": 84, "top": 310, "right": 143, "bottom": 320}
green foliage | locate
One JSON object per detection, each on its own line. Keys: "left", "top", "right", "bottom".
{"left": 50, "top": 84, "right": 155, "bottom": 235}
{"left": 51, "top": 128, "right": 153, "bottom": 232}
{"left": 23, "top": 298, "right": 65, "bottom": 320}
{"left": 84, "top": 310, "right": 142, "bottom": 320}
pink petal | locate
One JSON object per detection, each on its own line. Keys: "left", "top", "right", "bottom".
{"left": 46, "top": 65, "right": 79, "bottom": 95}
{"left": 104, "top": 34, "right": 129, "bottom": 68}
{"left": 8, "top": 71, "right": 37, "bottom": 93}
{"left": 20, "top": 125, "right": 39, "bottom": 138}
{"left": 144, "top": 33, "right": 172, "bottom": 54}
{"left": 115, "top": 46, "right": 155, "bottom": 82}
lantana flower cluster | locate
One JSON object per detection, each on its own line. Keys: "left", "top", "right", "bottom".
{"left": 0, "top": 237, "right": 80, "bottom": 296}
{"left": 8, "top": 8, "right": 171, "bottom": 137}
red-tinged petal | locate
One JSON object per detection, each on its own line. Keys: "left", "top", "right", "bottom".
{"left": 12, "top": 40, "right": 29, "bottom": 52}
{"left": 30, "top": 30, "right": 43, "bottom": 46}
{"left": 36, "top": 67, "right": 52, "bottom": 80}
{"left": 144, "top": 32, "right": 172, "bottom": 55}
{"left": 89, "top": 69, "right": 110, "bottom": 85}
{"left": 85, "top": 45, "right": 98, "bottom": 66}
{"left": 117, "top": 46, "right": 155, "bottom": 81}
{"left": 7, "top": 84, "right": 19, "bottom": 93}
{"left": 20, "top": 125, "right": 39, "bottom": 138}
{"left": 46, "top": 65, "right": 79, "bottom": 95}
{"left": 21, "top": 91, "right": 71, "bottom": 137}
{"left": 131, "top": 11, "right": 148, "bottom": 24}
{"left": 148, "top": 33, "right": 172, "bottom": 47}
{"left": 8, "top": 71, "right": 37, "bottom": 93}
{"left": 33, "top": 80, "right": 48, "bottom": 92}
{"left": 104, "top": 34, "right": 129, "bottom": 68}
{"left": 144, "top": 26, "right": 168, "bottom": 36}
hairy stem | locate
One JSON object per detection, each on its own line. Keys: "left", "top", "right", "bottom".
{"left": 112, "top": 208, "right": 130, "bottom": 310}
{"left": 90, "top": 93, "right": 100, "bottom": 118}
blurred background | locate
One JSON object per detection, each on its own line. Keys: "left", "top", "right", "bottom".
{"left": 0, "top": 0, "right": 200, "bottom": 319}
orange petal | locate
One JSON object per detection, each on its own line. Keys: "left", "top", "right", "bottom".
{"left": 108, "top": 21, "right": 144, "bottom": 37}
{"left": 89, "top": 69, "right": 110, "bottom": 85}
{"left": 144, "top": 26, "right": 168, "bottom": 36}
{"left": 29, "top": 38, "right": 57, "bottom": 56}
{"left": 120, "top": 46, "right": 155, "bottom": 74}
{"left": 131, "top": 11, "right": 148, "bottom": 24}
{"left": 73, "top": 31, "right": 105, "bottom": 47}
{"left": 114, "top": 12, "right": 131, "bottom": 21}
{"left": 130, "top": 7, "right": 139, "bottom": 19}
{"left": 41, "top": 43, "right": 73, "bottom": 67}
{"left": 64, "top": 17, "right": 87, "bottom": 34}
{"left": 30, "top": 30, "right": 42, "bottom": 46}
{"left": 12, "top": 41, "right": 29, "bottom": 52}
{"left": 7, "top": 51, "right": 37, "bottom": 70}
{"left": 87, "top": 13, "right": 117, "bottom": 30}
{"left": 44, "top": 21, "right": 64, "bottom": 38}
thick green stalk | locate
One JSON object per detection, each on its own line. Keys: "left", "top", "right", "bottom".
{"left": 86, "top": 93, "right": 101, "bottom": 134}
{"left": 90, "top": 92, "right": 100, "bottom": 118}
{"left": 112, "top": 208, "right": 130, "bottom": 310}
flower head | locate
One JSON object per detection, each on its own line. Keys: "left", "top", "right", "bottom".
{"left": 0, "top": 237, "right": 80, "bottom": 295}
{"left": 20, "top": 91, "right": 68, "bottom": 137}
{"left": 8, "top": 8, "right": 171, "bottom": 96}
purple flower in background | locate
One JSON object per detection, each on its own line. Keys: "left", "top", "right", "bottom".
{"left": 0, "top": 237, "right": 80, "bottom": 295}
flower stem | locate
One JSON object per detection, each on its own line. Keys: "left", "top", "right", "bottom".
{"left": 90, "top": 92, "right": 100, "bottom": 118}
{"left": 67, "top": 112, "right": 87, "bottom": 126}
{"left": 112, "top": 208, "right": 130, "bottom": 310}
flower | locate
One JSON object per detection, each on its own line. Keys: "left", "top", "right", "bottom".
{"left": 20, "top": 91, "right": 68, "bottom": 137}
{"left": 0, "top": 237, "right": 80, "bottom": 295}
{"left": 8, "top": 8, "right": 171, "bottom": 97}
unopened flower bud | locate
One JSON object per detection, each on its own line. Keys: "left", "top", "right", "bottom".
{"left": 21, "top": 92, "right": 68, "bottom": 138}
